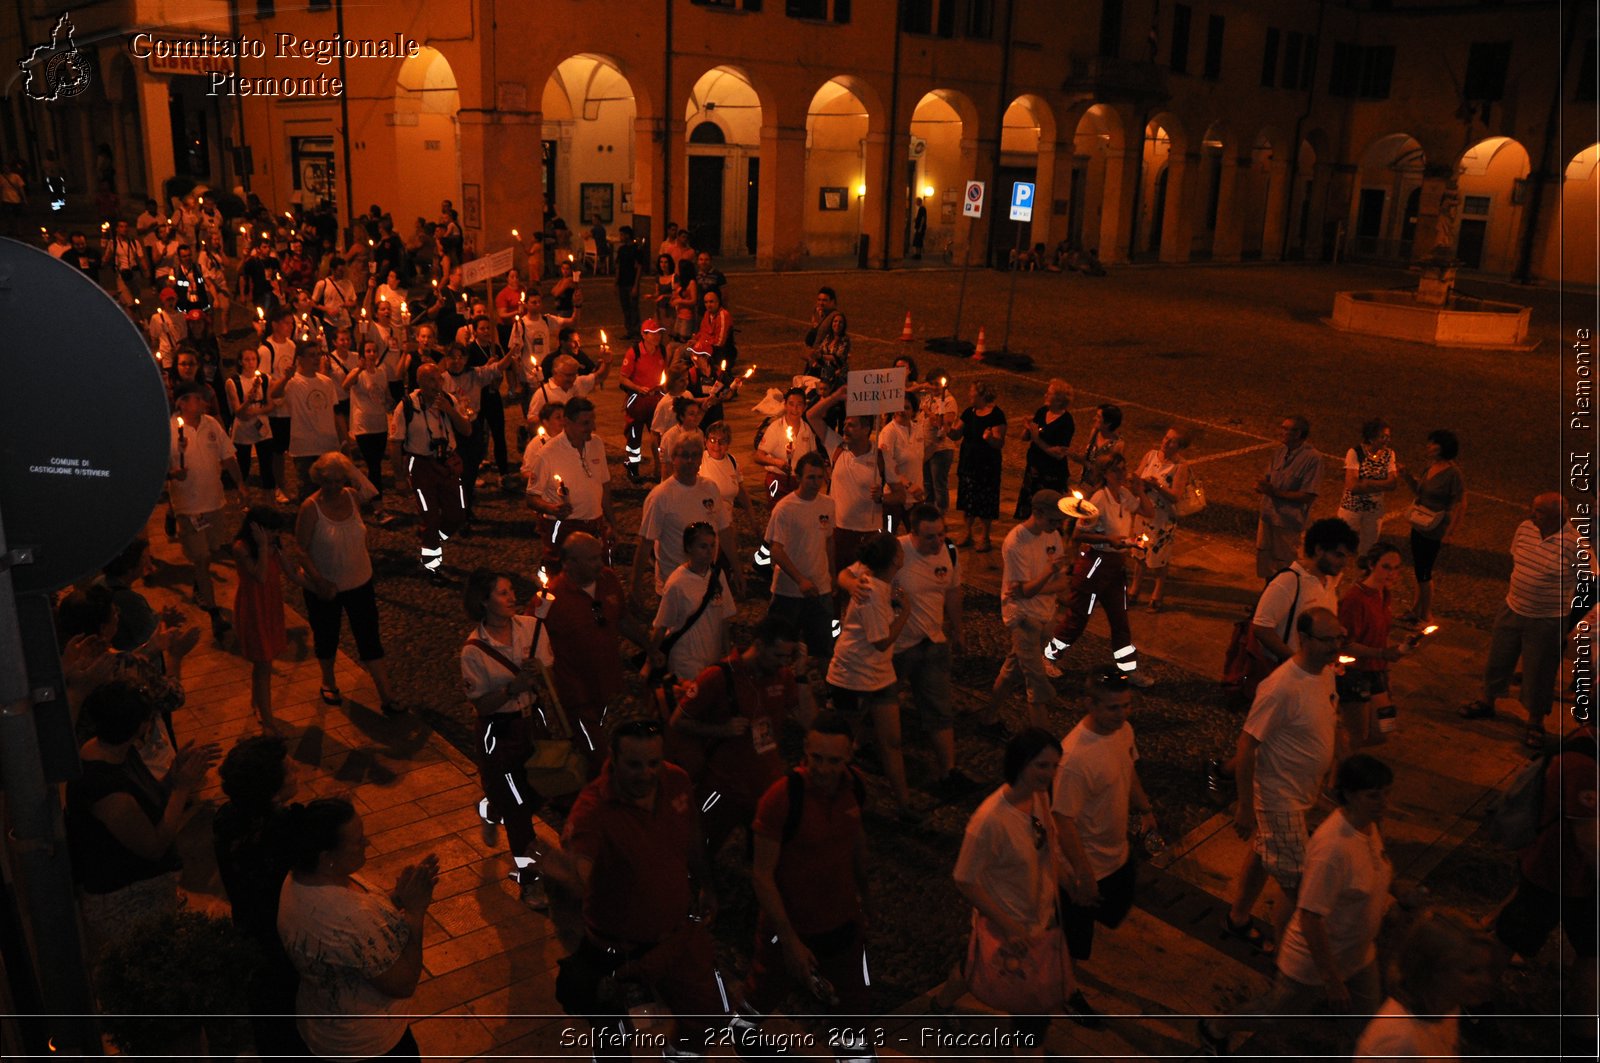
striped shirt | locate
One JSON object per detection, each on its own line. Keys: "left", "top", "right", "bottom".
{"left": 1506, "top": 520, "right": 1591, "bottom": 618}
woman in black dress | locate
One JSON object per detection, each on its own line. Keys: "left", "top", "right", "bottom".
{"left": 1013, "top": 378, "right": 1077, "bottom": 518}
{"left": 949, "top": 381, "right": 1007, "bottom": 552}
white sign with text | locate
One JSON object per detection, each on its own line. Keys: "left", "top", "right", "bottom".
{"left": 846, "top": 366, "right": 908, "bottom": 416}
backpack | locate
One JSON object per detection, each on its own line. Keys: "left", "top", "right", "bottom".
{"left": 780, "top": 766, "right": 868, "bottom": 843}
{"left": 1482, "top": 734, "right": 1597, "bottom": 850}
{"left": 1220, "top": 568, "right": 1298, "bottom": 707}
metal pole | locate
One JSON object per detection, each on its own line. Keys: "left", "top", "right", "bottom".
{"left": 999, "top": 219, "right": 1021, "bottom": 351}
{"left": 950, "top": 217, "right": 976, "bottom": 341}
{"left": 0, "top": 515, "right": 97, "bottom": 1055}
{"left": 334, "top": 0, "right": 356, "bottom": 241}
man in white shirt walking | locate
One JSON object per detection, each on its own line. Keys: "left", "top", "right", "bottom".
{"left": 169, "top": 383, "right": 244, "bottom": 638}
{"left": 981, "top": 489, "right": 1071, "bottom": 737}
{"left": 764, "top": 452, "right": 838, "bottom": 665}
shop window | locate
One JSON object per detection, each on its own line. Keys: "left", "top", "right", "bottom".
{"left": 1203, "top": 14, "right": 1224, "bottom": 79}
{"left": 1171, "top": 4, "right": 1191, "bottom": 74}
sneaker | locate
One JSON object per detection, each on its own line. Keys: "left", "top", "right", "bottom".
{"left": 1042, "top": 656, "right": 1064, "bottom": 679}
{"left": 974, "top": 719, "right": 1013, "bottom": 744}
{"left": 274, "top": 489, "right": 291, "bottom": 505}
{"left": 1066, "top": 989, "right": 1107, "bottom": 1030}
{"left": 477, "top": 797, "right": 499, "bottom": 827}
{"left": 1128, "top": 671, "right": 1155, "bottom": 689}
{"left": 518, "top": 876, "right": 550, "bottom": 911}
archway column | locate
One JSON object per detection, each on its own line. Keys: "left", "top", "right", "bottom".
{"left": 860, "top": 129, "right": 888, "bottom": 259}
{"left": 758, "top": 122, "right": 806, "bottom": 269}
{"left": 133, "top": 70, "right": 174, "bottom": 204}
{"left": 1260, "top": 158, "right": 1292, "bottom": 261}
{"left": 1097, "top": 147, "right": 1139, "bottom": 264}
{"left": 1210, "top": 153, "right": 1247, "bottom": 261}
{"left": 632, "top": 116, "right": 663, "bottom": 241}
{"left": 963, "top": 135, "right": 991, "bottom": 264}
{"left": 460, "top": 107, "right": 543, "bottom": 271}
{"left": 1159, "top": 152, "right": 1197, "bottom": 263}
{"left": 1045, "top": 140, "right": 1077, "bottom": 252}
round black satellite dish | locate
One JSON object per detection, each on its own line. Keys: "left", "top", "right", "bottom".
{"left": 0, "top": 238, "right": 170, "bottom": 594}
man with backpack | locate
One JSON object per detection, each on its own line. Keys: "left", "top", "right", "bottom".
{"left": 667, "top": 616, "right": 815, "bottom": 855}
{"left": 1212, "top": 518, "right": 1358, "bottom": 796}
{"left": 730, "top": 712, "right": 872, "bottom": 1057}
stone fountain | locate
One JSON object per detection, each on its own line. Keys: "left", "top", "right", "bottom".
{"left": 1331, "top": 123, "right": 1535, "bottom": 350}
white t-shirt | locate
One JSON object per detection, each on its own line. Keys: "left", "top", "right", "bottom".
{"left": 508, "top": 315, "right": 554, "bottom": 380}
{"left": 459, "top": 616, "right": 553, "bottom": 718}
{"left": 699, "top": 452, "right": 742, "bottom": 523}
{"left": 765, "top": 491, "right": 835, "bottom": 596}
{"left": 347, "top": 366, "right": 392, "bottom": 436}
{"left": 282, "top": 373, "right": 341, "bottom": 457}
{"left": 826, "top": 566, "right": 896, "bottom": 692}
{"left": 758, "top": 418, "right": 818, "bottom": 467}
{"left": 892, "top": 535, "right": 958, "bottom": 653}
{"left": 519, "top": 431, "right": 555, "bottom": 483}
{"left": 526, "top": 374, "right": 597, "bottom": 421}
{"left": 1001, "top": 522, "right": 1065, "bottom": 626}
{"left": 1252, "top": 562, "right": 1339, "bottom": 658}
{"left": 147, "top": 309, "right": 187, "bottom": 366}
{"left": 659, "top": 425, "right": 705, "bottom": 470}
{"left": 639, "top": 476, "right": 730, "bottom": 592}
{"left": 829, "top": 442, "right": 884, "bottom": 533}
{"left": 878, "top": 418, "right": 923, "bottom": 495}
{"left": 1086, "top": 485, "right": 1140, "bottom": 545}
{"left": 1053, "top": 719, "right": 1139, "bottom": 880}
{"left": 918, "top": 392, "right": 959, "bottom": 454}
{"left": 651, "top": 393, "right": 684, "bottom": 435}
{"left": 954, "top": 787, "right": 1059, "bottom": 932}
{"left": 442, "top": 366, "right": 501, "bottom": 421}
{"left": 654, "top": 565, "right": 737, "bottom": 681}
{"left": 277, "top": 877, "right": 411, "bottom": 1060}
{"left": 526, "top": 433, "right": 609, "bottom": 520}
{"left": 227, "top": 374, "right": 274, "bottom": 446}
{"left": 1353, "top": 999, "right": 1460, "bottom": 1062}
{"left": 169, "top": 414, "right": 230, "bottom": 515}
{"left": 259, "top": 336, "right": 298, "bottom": 381}
{"left": 1277, "top": 810, "right": 1393, "bottom": 985}
{"left": 1244, "top": 660, "right": 1338, "bottom": 814}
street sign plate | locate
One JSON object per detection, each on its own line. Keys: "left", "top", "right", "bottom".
{"left": 962, "top": 180, "right": 985, "bottom": 218}
{"left": 1009, "top": 181, "right": 1035, "bottom": 222}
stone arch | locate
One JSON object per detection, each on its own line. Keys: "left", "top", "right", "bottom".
{"left": 682, "top": 66, "right": 768, "bottom": 257}
{"left": 803, "top": 77, "right": 877, "bottom": 259}
{"left": 910, "top": 88, "right": 981, "bottom": 261}
{"left": 1238, "top": 127, "right": 1283, "bottom": 259}
{"left": 1062, "top": 104, "right": 1126, "bottom": 258}
{"left": 1135, "top": 111, "right": 1187, "bottom": 258}
{"left": 1349, "top": 133, "right": 1427, "bottom": 260}
{"left": 393, "top": 47, "right": 461, "bottom": 235}
{"left": 541, "top": 54, "right": 639, "bottom": 248}
{"left": 1451, "top": 135, "right": 1531, "bottom": 273}
{"left": 1556, "top": 144, "right": 1600, "bottom": 288}
{"left": 991, "top": 94, "right": 1058, "bottom": 262}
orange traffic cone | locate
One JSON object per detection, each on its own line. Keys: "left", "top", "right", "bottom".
{"left": 971, "top": 327, "right": 987, "bottom": 361}
{"left": 899, "top": 311, "right": 914, "bottom": 342}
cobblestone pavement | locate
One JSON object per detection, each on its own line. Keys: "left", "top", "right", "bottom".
{"left": 168, "top": 260, "right": 1582, "bottom": 1059}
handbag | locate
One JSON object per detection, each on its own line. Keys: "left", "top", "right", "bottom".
{"left": 965, "top": 912, "right": 1073, "bottom": 1015}
{"left": 465, "top": 635, "right": 589, "bottom": 797}
{"left": 964, "top": 792, "right": 1073, "bottom": 1015}
{"left": 1174, "top": 469, "right": 1207, "bottom": 517}
{"left": 1407, "top": 503, "right": 1446, "bottom": 532}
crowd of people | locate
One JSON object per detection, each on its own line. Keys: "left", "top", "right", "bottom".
{"left": 42, "top": 190, "right": 1596, "bottom": 1061}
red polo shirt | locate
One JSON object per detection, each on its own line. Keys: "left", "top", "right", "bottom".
{"left": 676, "top": 656, "right": 796, "bottom": 802}
{"left": 564, "top": 759, "right": 701, "bottom": 944}
{"left": 751, "top": 767, "right": 864, "bottom": 935}
{"left": 539, "top": 569, "right": 627, "bottom": 717}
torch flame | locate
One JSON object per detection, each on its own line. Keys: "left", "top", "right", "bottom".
{"left": 176, "top": 416, "right": 185, "bottom": 428}
{"left": 1421, "top": 625, "right": 1439, "bottom": 636}
{"left": 786, "top": 426, "right": 795, "bottom": 443}
{"left": 599, "top": 329, "right": 608, "bottom": 346}
{"left": 743, "top": 366, "right": 756, "bottom": 379}
{"left": 659, "top": 371, "right": 668, "bottom": 386}
{"left": 536, "top": 425, "right": 546, "bottom": 438}
{"left": 512, "top": 228, "right": 520, "bottom": 239}
{"left": 1072, "top": 490, "right": 1083, "bottom": 501}
{"left": 538, "top": 569, "right": 549, "bottom": 589}
{"left": 1338, "top": 655, "right": 1357, "bottom": 665}
{"left": 256, "top": 307, "right": 266, "bottom": 321}
{"left": 719, "top": 360, "right": 727, "bottom": 373}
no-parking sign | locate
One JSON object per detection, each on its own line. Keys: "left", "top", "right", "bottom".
{"left": 962, "top": 180, "right": 985, "bottom": 218}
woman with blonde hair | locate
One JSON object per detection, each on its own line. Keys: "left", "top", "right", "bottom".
{"left": 295, "top": 452, "right": 399, "bottom": 715}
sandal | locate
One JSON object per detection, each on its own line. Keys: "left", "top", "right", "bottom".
{"left": 1221, "top": 913, "right": 1275, "bottom": 955}
{"left": 1459, "top": 700, "right": 1495, "bottom": 720}
{"left": 319, "top": 686, "right": 343, "bottom": 706}
{"left": 1523, "top": 726, "right": 1546, "bottom": 752}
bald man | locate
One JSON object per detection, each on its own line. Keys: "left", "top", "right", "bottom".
{"left": 1463, "top": 493, "right": 1594, "bottom": 743}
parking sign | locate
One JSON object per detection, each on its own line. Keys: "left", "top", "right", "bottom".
{"left": 1009, "top": 181, "right": 1035, "bottom": 222}
{"left": 963, "top": 181, "right": 985, "bottom": 218}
